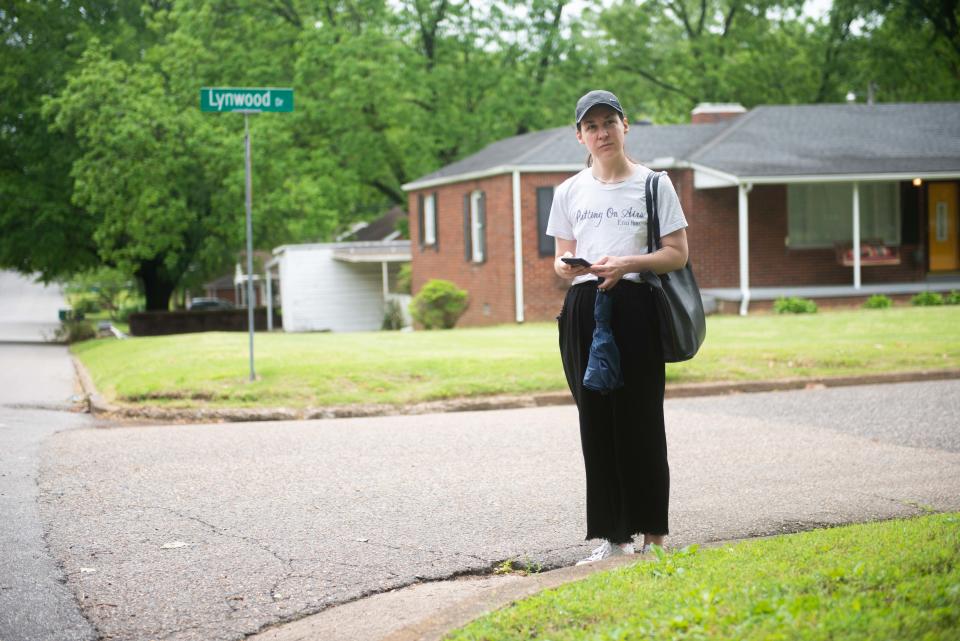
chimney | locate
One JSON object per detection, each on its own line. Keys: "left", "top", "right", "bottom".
{"left": 691, "top": 103, "right": 747, "bottom": 124}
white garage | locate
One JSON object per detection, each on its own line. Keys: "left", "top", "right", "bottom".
{"left": 267, "top": 240, "right": 411, "bottom": 332}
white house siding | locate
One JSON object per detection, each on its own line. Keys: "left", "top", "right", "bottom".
{"left": 277, "top": 244, "right": 396, "bottom": 332}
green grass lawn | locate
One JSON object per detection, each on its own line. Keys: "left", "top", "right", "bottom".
{"left": 445, "top": 513, "right": 960, "bottom": 641}
{"left": 71, "top": 306, "right": 960, "bottom": 409}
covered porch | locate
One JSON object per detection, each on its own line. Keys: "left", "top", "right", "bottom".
{"left": 703, "top": 277, "right": 960, "bottom": 313}
{"left": 682, "top": 102, "right": 960, "bottom": 314}
{"left": 692, "top": 166, "right": 960, "bottom": 314}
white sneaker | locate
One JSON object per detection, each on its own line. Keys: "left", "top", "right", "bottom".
{"left": 576, "top": 540, "right": 633, "bottom": 566}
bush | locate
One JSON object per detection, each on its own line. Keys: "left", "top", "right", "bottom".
{"left": 410, "top": 279, "right": 468, "bottom": 329}
{"left": 64, "top": 267, "right": 141, "bottom": 321}
{"left": 912, "top": 291, "right": 943, "bottom": 306}
{"left": 116, "top": 303, "right": 143, "bottom": 323}
{"left": 773, "top": 296, "right": 818, "bottom": 314}
{"left": 396, "top": 263, "right": 412, "bottom": 295}
{"left": 382, "top": 299, "right": 405, "bottom": 330}
{"left": 72, "top": 297, "right": 101, "bottom": 315}
{"left": 863, "top": 294, "right": 892, "bottom": 309}
{"left": 53, "top": 320, "right": 96, "bottom": 344}
{"left": 945, "top": 290, "right": 960, "bottom": 305}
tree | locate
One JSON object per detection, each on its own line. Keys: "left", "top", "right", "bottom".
{"left": 44, "top": 43, "right": 236, "bottom": 310}
{"left": 825, "top": 0, "right": 960, "bottom": 103}
{"left": 590, "top": 0, "right": 832, "bottom": 121}
{"left": 0, "top": 1, "right": 153, "bottom": 281}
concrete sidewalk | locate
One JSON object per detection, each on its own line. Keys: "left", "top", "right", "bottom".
{"left": 251, "top": 551, "right": 651, "bottom": 641}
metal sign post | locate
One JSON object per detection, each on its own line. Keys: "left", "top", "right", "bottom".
{"left": 201, "top": 87, "right": 294, "bottom": 382}
{"left": 244, "top": 113, "right": 255, "bottom": 381}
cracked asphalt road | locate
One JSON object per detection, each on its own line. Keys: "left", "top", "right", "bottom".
{"left": 36, "top": 380, "right": 960, "bottom": 641}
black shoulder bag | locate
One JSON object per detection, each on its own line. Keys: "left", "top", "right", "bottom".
{"left": 641, "top": 171, "right": 706, "bottom": 362}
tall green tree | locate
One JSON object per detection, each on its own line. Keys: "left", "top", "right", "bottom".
{"left": 43, "top": 42, "right": 235, "bottom": 310}
{"left": 0, "top": 1, "right": 154, "bottom": 280}
{"left": 591, "top": 0, "right": 826, "bottom": 121}
{"left": 826, "top": 0, "right": 960, "bottom": 103}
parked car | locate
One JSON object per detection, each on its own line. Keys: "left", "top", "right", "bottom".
{"left": 188, "top": 297, "right": 235, "bottom": 310}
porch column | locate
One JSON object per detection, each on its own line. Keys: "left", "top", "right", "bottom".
{"left": 738, "top": 183, "right": 753, "bottom": 315}
{"left": 852, "top": 182, "right": 862, "bottom": 289}
{"left": 381, "top": 261, "right": 389, "bottom": 300}
{"left": 266, "top": 266, "right": 274, "bottom": 331}
{"left": 512, "top": 170, "right": 525, "bottom": 323}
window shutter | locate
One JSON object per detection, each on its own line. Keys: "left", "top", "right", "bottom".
{"left": 478, "top": 191, "right": 487, "bottom": 263}
{"left": 418, "top": 194, "right": 425, "bottom": 249}
{"left": 463, "top": 193, "right": 472, "bottom": 262}
{"left": 537, "top": 187, "right": 555, "bottom": 257}
{"left": 432, "top": 191, "right": 439, "bottom": 250}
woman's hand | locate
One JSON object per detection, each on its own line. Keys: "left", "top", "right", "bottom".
{"left": 555, "top": 250, "right": 590, "bottom": 279}
{"left": 590, "top": 256, "right": 630, "bottom": 291}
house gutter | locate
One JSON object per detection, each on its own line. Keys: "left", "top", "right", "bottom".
{"left": 402, "top": 164, "right": 583, "bottom": 192}
{"left": 679, "top": 162, "right": 960, "bottom": 188}
{"left": 402, "top": 159, "right": 680, "bottom": 193}
{"left": 512, "top": 170, "right": 525, "bottom": 323}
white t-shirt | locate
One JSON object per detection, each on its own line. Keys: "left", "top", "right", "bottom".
{"left": 546, "top": 165, "right": 688, "bottom": 285}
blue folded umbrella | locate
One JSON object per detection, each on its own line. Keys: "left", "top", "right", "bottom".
{"left": 582, "top": 288, "right": 623, "bottom": 393}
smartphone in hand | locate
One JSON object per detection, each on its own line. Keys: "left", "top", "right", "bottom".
{"left": 560, "top": 257, "right": 592, "bottom": 268}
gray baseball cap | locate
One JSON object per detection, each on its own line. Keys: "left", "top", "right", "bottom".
{"left": 575, "top": 90, "right": 624, "bottom": 124}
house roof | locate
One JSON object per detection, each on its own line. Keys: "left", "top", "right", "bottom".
{"left": 689, "top": 103, "right": 960, "bottom": 179}
{"left": 403, "top": 102, "right": 960, "bottom": 190}
{"left": 347, "top": 206, "right": 407, "bottom": 242}
{"left": 272, "top": 239, "right": 410, "bottom": 255}
{"left": 407, "top": 122, "right": 729, "bottom": 187}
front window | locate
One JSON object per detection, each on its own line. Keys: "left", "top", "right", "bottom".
{"left": 537, "top": 186, "right": 555, "bottom": 257}
{"left": 787, "top": 182, "right": 901, "bottom": 248}
{"left": 423, "top": 193, "right": 437, "bottom": 246}
{"left": 470, "top": 190, "right": 486, "bottom": 263}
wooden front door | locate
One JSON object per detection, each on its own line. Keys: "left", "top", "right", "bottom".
{"left": 928, "top": 182, "right": 959, "bottom": 271}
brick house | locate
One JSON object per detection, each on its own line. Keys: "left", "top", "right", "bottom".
{"left": 403, "top": 102, "right": 960, "bottom": 324}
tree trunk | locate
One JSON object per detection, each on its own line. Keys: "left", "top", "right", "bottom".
{"left": 137, "top": 259, "right": 177, "bottom": 311}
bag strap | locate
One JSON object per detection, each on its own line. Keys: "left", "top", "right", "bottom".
{"left": 645, "top": 171, "right": 663, "bottom": 254}
{"left": 644, "top": 170, "right": 670, "bottom": 285}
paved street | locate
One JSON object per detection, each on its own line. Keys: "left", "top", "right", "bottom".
{"left": 0, "top": 271, "right": 97, "bottom": 641}
{"left": 34, "top": 380, "right": 960, "bottom": 641}
{"left": 0, "top": 271, "right": 65, "bottom": 345}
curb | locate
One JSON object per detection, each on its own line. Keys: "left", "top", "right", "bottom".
{"left": 71, "top": 356, "right": 960, "bottom": 424}
{"left": 249, "top": 551, "right": 650, "bottom": 641}
{"left": 247, "top": 531, "right": 797, "bottom": 641}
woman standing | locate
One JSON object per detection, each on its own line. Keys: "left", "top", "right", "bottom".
{"left": 546, "top": 90, "right": 689, "bottom": 565}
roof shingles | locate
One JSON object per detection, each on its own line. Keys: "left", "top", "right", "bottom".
{"left": 405, "top": 102, "right": 960, "bottom": 188}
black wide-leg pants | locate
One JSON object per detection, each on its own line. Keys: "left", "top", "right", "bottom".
{"left": 558, "top": 280, "right": 669, "bottom": 543}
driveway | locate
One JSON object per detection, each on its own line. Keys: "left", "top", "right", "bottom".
{"left": 36, "top": 380, "right": 960, "bottom": 641}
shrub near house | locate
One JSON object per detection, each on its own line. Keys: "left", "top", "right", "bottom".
{"left": 410, "top": 279, "right": 469, "bottom": 329}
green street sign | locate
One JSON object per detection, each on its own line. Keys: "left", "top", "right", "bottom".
{"left": 200, "top": 87, "right": 293, "bottom": 113}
